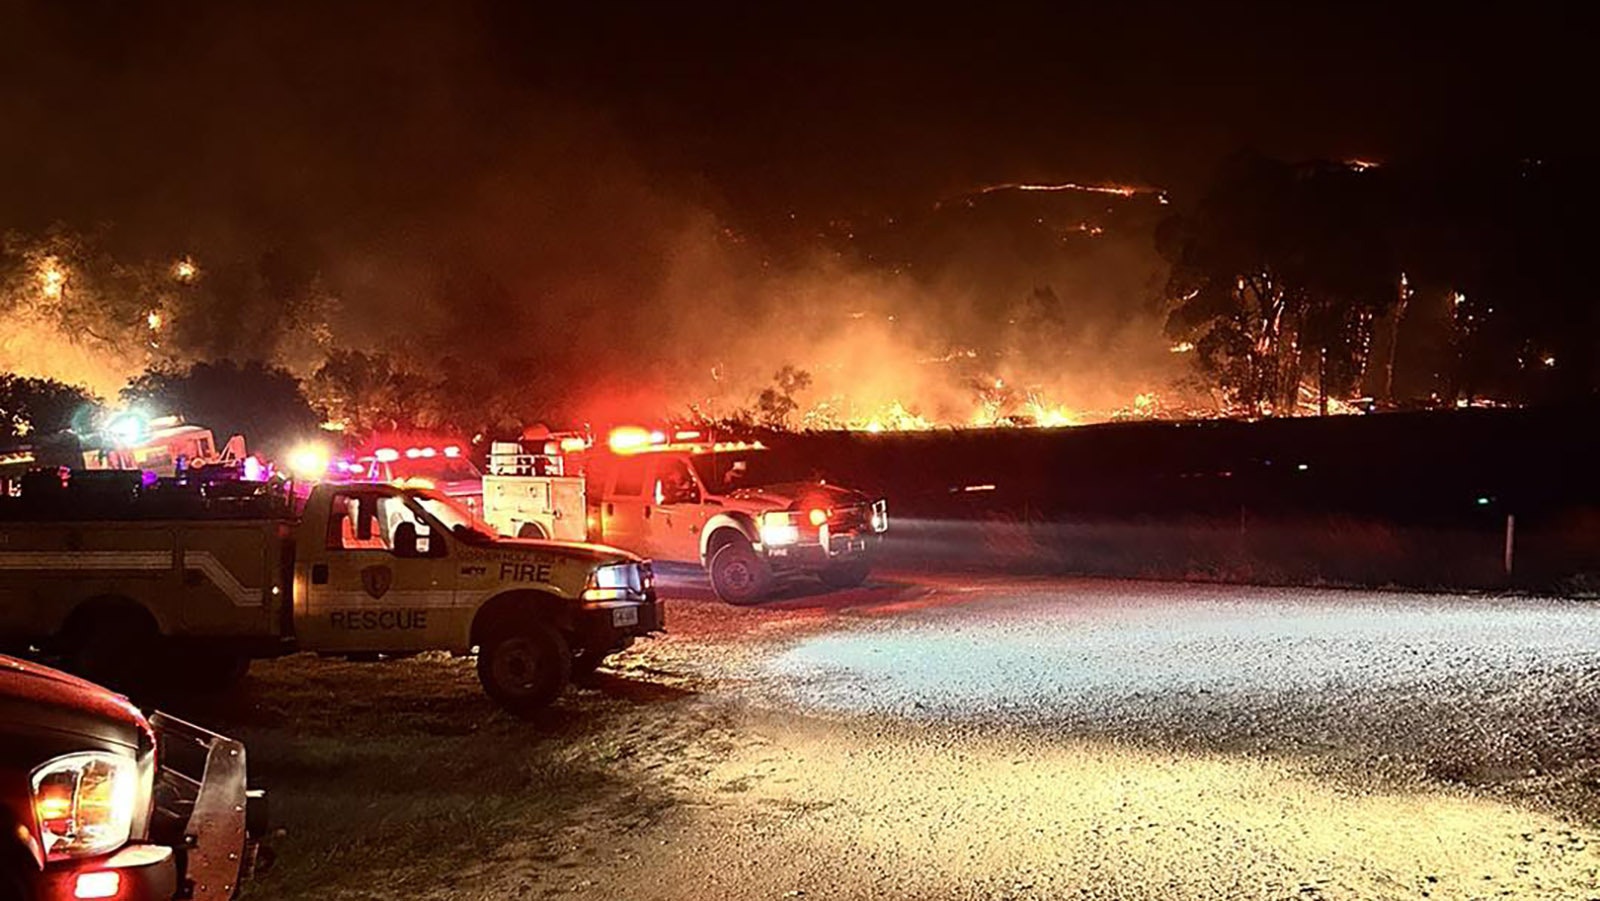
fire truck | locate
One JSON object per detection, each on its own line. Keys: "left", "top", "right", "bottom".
{"left": 346, "top": 443, "right": 485, "bottom": 518}
{"left": 82, "top": 414, "right": 246, "bottom": 478}
{"left": 0, "top": 469, "right": 662, "bottom": 715}
{"left": 483, "top": 428, "right": 888, "bottom": 604}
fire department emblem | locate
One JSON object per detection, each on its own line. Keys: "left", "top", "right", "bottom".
{"left": 361, "top": 565, "right": 393, "bottom": 599}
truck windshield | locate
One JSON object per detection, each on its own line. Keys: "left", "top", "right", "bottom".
{"left": 411, "top": 491, "right": 498, "bottom": 544}
{"left": 690, "top": 450, "right": 827, "bottom": 493}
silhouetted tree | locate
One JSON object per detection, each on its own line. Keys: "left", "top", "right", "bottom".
{"left": 121, "top": 360, "right": 320, "bottom": 458}
{"left": 755, "top": 365, "right": 813, "bottom": 429}
{"left": 0, "top": 373, "right": 99, "bottom": 441}
{"left": 1160, "top": 152, "right": 1397, "bottom": 415}
{"left": 1386, "top": 156, "right": 1598, "bottom": 406}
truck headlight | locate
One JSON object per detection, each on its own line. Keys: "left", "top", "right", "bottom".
{"left": 31, "top": 752, "right": 140, "bottom": 860}
{"left": 583, "top": 563, "right": 641, "bottom": 601}
{"left": 759, "top": 511, "right": 801, "bottom": 547}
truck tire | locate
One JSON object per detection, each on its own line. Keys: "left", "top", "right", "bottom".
{"left": 476, "top": 620, "right": 571, "bottom": 716}
{"left": 517, "top": 522, "right": 548, "bottom": 540}
{"left": 819, "top": 560, "right": 871, "bottom": 590}
{"left": 708, "top": 540, "right": 773, "bottom": 605}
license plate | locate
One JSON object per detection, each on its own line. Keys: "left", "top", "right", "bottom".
{"left": 611, "top": 606, "right": 640, "bottom": 627}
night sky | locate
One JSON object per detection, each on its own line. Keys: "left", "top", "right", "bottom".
{"left": 3, "top": 2, "right": 1583, "bottom": 239}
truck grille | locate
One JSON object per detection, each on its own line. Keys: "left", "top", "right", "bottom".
{"left": 828, "top": 505, "right": 871, "bottom": 532}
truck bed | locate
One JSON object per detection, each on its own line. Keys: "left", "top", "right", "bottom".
{"left": 0, "top": 512, "right": 297, "bottom": 650}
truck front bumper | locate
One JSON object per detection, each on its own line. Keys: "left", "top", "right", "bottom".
{"left": 577, "top": 591, "right": 664, "bottom": 652}
{"left": 762, "top": 531, "right": 879, "bottom": 572}
{"left": 148, "top": 713, "right": 268, "bottom": 901}
{"left": 33, "top": 844, "right": 178, "bottom": 901}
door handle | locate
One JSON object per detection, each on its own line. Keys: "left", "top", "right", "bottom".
{"left": 311, "top": 563, "right": 329, "bottom": 585}
{"left": 605, "top": 503, "right": 614, "bottom": 516}
{"left": 643, "top": 506, "right": 652, "bottom": 519}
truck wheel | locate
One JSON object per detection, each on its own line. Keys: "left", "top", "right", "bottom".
{"left": 517, "top": 522, "right": 548, "bottom": 540}
{"left": 477, "top": 621, "right": 571, "bottom": 716}
{"left": 819, "top": 560, "right": 871, "bottom": 589}
{"left": 709, "top": 540, "right": 772, "bottom": 605}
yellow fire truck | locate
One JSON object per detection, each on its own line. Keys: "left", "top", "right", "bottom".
{"left": 0, "top": 470, "right": 661, "bottom": 715}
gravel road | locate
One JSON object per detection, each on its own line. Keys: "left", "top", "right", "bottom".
{"left": 760, "top": 578, "right": 1600, "bottom": 802}
{"left": 598, "top": 573, "right": 1600, "bottom": 900}
{"left": 237, "top": 572, "right": 1600, "bottom": 900}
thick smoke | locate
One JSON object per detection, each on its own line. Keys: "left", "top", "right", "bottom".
{"left": 1, "top": 3, "right": 1195, "bottom": 430}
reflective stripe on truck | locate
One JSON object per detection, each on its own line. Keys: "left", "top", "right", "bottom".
{"left": 0, "top": 550, "right": 265, "bottom": 607}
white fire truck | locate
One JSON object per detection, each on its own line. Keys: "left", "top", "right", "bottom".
{"left": 0, "top": 469, "right": 661, "bottom": 715}
{"left": 347, "top": 443, "right": 485, "bottom": 518}
{"left": 481, "top": 428, "right": 889, "bottom": 604}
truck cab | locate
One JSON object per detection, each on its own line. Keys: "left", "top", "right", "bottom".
{"left": 585, "top": 441, "right": 888, "bottom": 603}
{"left": 350, "top": 445, "right": 485, "bottom": 519}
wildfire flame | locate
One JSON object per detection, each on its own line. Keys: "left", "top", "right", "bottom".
{"left": 955, "top": 181, "right": 1152, "bottom": 202}
{"left": 38, "top": 259, "right": 66, "bottom": 299}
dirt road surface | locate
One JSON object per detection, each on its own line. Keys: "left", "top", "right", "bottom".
{"left": 191, "top": 571, "right": 1600, "bottom": 900}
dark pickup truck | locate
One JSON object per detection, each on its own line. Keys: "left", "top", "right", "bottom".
{"left": 0, "top": 655, "right": 266, "bottom": 901}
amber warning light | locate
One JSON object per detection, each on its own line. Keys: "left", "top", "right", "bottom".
{"left": 608, "top": 426, "right": 665, "bottom": 454}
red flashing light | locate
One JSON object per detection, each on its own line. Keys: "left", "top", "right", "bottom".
{"left": 808, "top": 508, "right": 828, "bottom": 526}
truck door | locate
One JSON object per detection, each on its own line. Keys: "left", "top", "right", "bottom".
{"left": 648, "top": 456, "right": 712, "bottom": 562}
{"left": 598, "top": 456, "right": 651, "bottom": 555}
{"left": 549, "top": 477, "right": 587, "bottom": 540}
{"left": 299, "top": 487, "right": 458, "bottom": 653}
